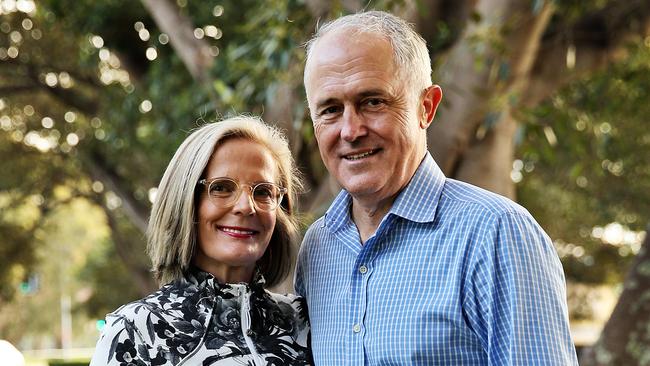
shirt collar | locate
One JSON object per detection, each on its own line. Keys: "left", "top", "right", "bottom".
{"left": 185, "top": 266, "right": 266, "bottom": 293}
{"left": 323, "top": 189, "right": 352, "bottom": 233}
{"left": 324, "top": 152, "right": 446, "bottom": 231}
{"left": 389, "top": 152, "right": 445, "bottom": 223}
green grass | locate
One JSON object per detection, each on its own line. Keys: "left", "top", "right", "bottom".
{"left": 24, "top": 357, "right": 89, "bottom": 366}
{"left": 46, "top": 360, "right": 89, "bottom": 366}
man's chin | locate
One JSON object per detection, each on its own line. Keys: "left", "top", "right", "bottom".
{"left": 342, "top": 181, "right": 381, "bottom": 199}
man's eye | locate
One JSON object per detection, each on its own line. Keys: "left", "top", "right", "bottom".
{"left": 320, "top": 106, "right": 340, "bottom": 116}
{"left": 365, "top": 98, "right": 384, "bottom": 107}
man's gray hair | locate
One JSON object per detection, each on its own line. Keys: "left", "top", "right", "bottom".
{"left": 305, "top": 10, "right": 432, "bottom": 92}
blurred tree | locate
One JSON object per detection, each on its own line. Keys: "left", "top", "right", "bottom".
{"left": 580, "top": 228, "right": 650, "bottom": 365}
{"left": 517, "top": 41, "right": 650, "bottom": 363}
{"left": 0, "top": 198, "right": 133, "bottom": 348}
{"left": 1, "top": 0, "right": 649, "bottom": 359}
{"left": 519, "top": 42, "right": 650, "bottom": 284}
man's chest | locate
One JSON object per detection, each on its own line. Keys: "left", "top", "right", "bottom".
{"left": 305, "top": 237, "right": 485, "bottom": 365}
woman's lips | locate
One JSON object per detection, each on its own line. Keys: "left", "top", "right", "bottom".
{"left": 217, "top": 225, "right": 258, "bottom": 238}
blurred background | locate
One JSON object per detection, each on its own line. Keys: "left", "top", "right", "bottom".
{"left": 0, "top": 0, "right": 649, "bottom": 365}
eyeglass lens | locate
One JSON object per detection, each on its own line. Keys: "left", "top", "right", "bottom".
{"left": 207, "top": 178, "right": 281, "bottom": 210}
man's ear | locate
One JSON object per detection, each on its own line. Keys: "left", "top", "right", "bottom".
{"left": 420, "top": 85, "right": 443, "bottom": 129}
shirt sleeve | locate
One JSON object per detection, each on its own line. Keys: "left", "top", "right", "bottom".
{"left": 462, "top": 210, "right": 579, "bottom": 365}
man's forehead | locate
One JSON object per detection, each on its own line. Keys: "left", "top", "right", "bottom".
{"left": 310, "top": 28, "right": 390, "bottom": 59}
{"left": 304, "top": 31, "right": 395, "bottom": 83}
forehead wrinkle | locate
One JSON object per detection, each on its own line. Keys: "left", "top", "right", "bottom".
{"left": 312, "top": 60, "right": 397, "bottom": 93}
{"left": 311, "top": 53, "right": 395, "bottom": 76}
{"left": 314, "top": 74, "right": 397, "bottom": 104}
{"left": 305, "top": 34, "right": 396, "bottom": 79}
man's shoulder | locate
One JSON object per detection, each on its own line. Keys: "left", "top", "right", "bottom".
{"left": 304, "top": 216, "right": 327, "bottom": 237}
{"left": 441, "top": 178, "right": 529, "bottom": 218}
{"left": 297, "top": 216, "right": 330, "bottom": 258}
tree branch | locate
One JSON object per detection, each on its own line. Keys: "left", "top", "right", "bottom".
{"left": 524, "top": 0, "right": 650, "bottom": 106}
{"left": 140, "top": 0, "right": 214, "bottom": 83}
{"left": 81, "top": 151, "right": 150, "bottom": 234}
{"left": 411, "top": 0, "right": 476, "bottom": 56}
{"left": 0, "top": 85, "right": 39, "bottom": 94}
{"left": 93, "top": 196, "right": 157, "bottom": 296}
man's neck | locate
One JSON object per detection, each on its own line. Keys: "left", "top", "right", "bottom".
{"left": 351, "top": 195, "right": 395, "bottom": 244}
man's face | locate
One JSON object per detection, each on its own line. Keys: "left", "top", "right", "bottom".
{"left": 305, "top": 30, "right": 439, "bottom": 205}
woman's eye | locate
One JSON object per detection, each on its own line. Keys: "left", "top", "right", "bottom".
{"left": 253, "top": 186, "right": 275, "bottom": 199}
{"left": 210, "top": 181, "right": 236, "bottom": 195}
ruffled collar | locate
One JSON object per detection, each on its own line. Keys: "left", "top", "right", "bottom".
{"left": 184, "top": 266, "right": 266, "bottom": 295}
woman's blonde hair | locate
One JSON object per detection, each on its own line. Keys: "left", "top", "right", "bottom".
{"left": 147, "top": 115, "right": 302, "bottom": 287}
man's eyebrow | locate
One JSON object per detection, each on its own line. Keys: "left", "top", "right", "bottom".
{"left": 315, "top": 98, "right": 339, "bottom": 110}
{"left": 315, "top": 89, "right": 387, "bottom": 110}
{"left": 358, "top": 89, "right": 386, "bottom": 98}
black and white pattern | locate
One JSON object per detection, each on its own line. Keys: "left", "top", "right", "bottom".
{"left": 90, "top": 268, "right": 312, "bottom": 365}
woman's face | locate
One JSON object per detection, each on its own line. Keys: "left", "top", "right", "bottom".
{"left": 193, "top": 138, "right": 279, "bottom": 283}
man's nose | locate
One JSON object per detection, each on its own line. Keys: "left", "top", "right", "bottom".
{"left": 340, "top": 108, "right": 367, "bottom": 142}
{"left": 231, "top": 188, "right": 256, "bottom": 215}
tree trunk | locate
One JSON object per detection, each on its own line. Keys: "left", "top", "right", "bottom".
{"left": 427, "top": 0, "right": 554, "bottom": 199}
{"left": 579, "top": 228, "right": 650, "bottom": 365}
{"left": 82, "top": 152, "right": 150, "bottom": 234}
{"left": 100, "top": 202, "right": 158, "bottom": 296}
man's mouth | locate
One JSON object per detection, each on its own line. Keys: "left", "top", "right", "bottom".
{"left": 343, "top": 149, "right": 380, "bottom": 160}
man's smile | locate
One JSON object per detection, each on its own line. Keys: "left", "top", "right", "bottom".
{"left": 342, "top": 148, "right": 381, "bottom": 160}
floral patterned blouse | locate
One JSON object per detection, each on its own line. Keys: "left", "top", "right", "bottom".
{"left": 90, "top": 268, "right": 312, "bottom": 365}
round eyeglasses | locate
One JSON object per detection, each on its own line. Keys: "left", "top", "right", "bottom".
{"left": 198, "top": 177, "right": 287, "bottom": 212}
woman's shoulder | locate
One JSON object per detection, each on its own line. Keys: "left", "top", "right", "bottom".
{"left": 264, "top": 290, "right": 305, "bottom": 305}
{"left": 106, "top": 279, "right": 203, "bottom": 330}
{"left": 91, "top": 281, "right": 208, "bottom": 365}
{"left": 263, "top": 290, "right": 309, "bottom": 323}
{"left": 107, "top": 284, "right": 171, "bottom": 319}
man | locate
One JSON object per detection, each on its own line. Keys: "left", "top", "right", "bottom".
{"left": 295, "top": 10, "right": 578, "bottom": 365}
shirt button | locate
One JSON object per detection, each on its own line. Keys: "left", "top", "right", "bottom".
{"left": 352, "top": 324, "right": 361, "bottom": 333}
{"left": 359, "top": 265, "right": 368, "bottom": 274}
{"left": 246, "top": 329, "right": 254, "bottom": 337}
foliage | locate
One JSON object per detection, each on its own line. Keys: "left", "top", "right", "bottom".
{"left": 0, "top": 198, "right": 116, "bottom": 347}
{"left": 517, "top": 41, "right": 650, "bottom": 284}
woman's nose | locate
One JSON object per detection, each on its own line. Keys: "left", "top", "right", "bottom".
{"left": 231, "top": 187, "right": 256, "bottom": 215}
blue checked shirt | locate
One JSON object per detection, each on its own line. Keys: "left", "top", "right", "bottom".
{"left": 295, "top": 153, "right": 578, "bottom": 365}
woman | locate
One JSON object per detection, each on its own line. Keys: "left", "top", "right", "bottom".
{"left": 90, "top": 116, "right": 311, "bottom": 365}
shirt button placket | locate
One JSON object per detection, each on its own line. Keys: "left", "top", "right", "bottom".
{"left": 356, "top": 264, "right": 368, "bottom": 337}
{"left": 352, "top": 264, "right": 368, "bottom": 342}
